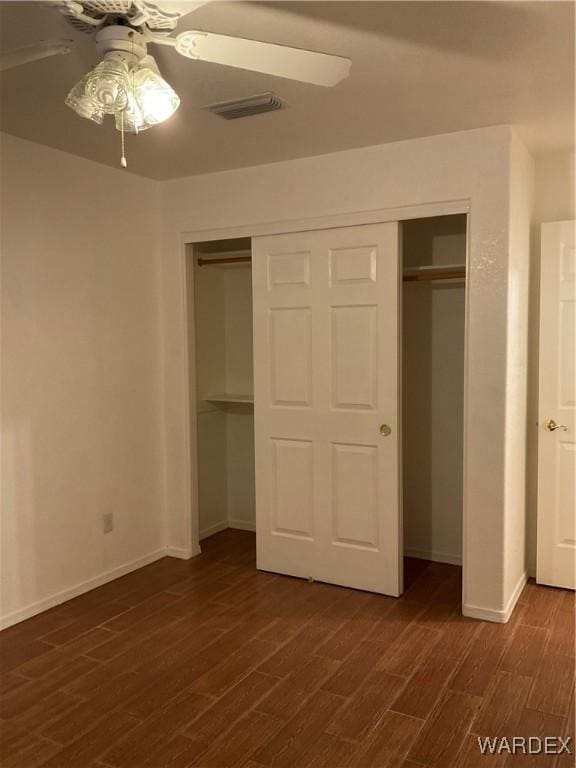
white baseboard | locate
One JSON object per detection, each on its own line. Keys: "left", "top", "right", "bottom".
{"left": 229, "top": 519, "right": 256, "bottom": 533}
{"left": 200, "top": 520, "right": 256, "bottom": 540}
{"left": 463, "top": 570, "right": 527, "bottom": 624}
{"left": 199, "top": 521, "right": 229, "bottom": 540}
{"left": 404, "top": 548, "right": 462, "bottom": 566}
{"left": 0, "top": 548, "right": 167, "bottom": 631}
{"left": 165, "top": 545, "right": 200, "bottom": 560}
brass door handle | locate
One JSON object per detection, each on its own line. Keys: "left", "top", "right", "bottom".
{"left": 379, "top": 424, "right": 392, "bottom": 436}
{"left": 545, "top": 419, "right": 568, "bottom": 432}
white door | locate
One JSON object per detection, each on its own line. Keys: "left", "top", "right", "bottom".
{"left": 537, "top": 220, "right": 576, "bottom": 590}
{"left": 252, "top": 222, "right": 402, "bottom": 596}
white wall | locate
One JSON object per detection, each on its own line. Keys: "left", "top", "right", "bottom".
{"left": 0, "top": 133, "right": 165, "bottom": 627}
{"left": 192, "top": 262, "right": 255, "bottom": 539}
{"left": 192, "top": 263, "right": 228, "bottom": 538}
{"left": 159, "top": 125, "right": 527, "bottom": 620}
{"left": 224, "top": 266, "right": 255, "bottom": 531}
{"left": 224, "top": 266, "right": 254, "bottom": 395}
{"left": 504, "top": 134, "right": 535, "bottom": 604}
{"left": 402, "top": 216, "right": 466, "bottom": 565}
{"left": 526, "top": 151, "right": 575, "bottom": 573}
{"left": 534, "top": 153, "right": 575, "bottom": 224}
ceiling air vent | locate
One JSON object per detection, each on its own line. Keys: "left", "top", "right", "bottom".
{"left": 205, "top": 92, "right": 285, "bottom": 120}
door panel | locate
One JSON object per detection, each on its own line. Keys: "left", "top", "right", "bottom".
{"left": 330, "top": 246, "right": 377, "bottom": 285}
{"left": 268, "top": 251, "right": 311, "bottom": 289}
{"left": 253, "top": 222, "right": 402, "bottom": 596}
{"left": 271, "top": 438, "right": 314, "bottom": 539}
{"left": 537, "top": 220, "right": 576, "bottom": 589}
{"left": 331, "top": 305, "right": 378, "bottom": 410}
{"left": 331, "top": 442, "right": 379, "bottom": 549}
{"left": 269, "top": 308, "right": 312, "bottom": 406}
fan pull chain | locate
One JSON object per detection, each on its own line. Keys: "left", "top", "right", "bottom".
{"left": 120, "top": 111, "right": 127, "bottom": 168}
{"left": 117, "top": 34, "right": 138, "bottom": 168}
{"left": 130, "top": 32, "right": 139, "bottom": 136}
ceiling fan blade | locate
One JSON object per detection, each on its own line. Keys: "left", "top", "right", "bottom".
{"left": 147, "top": 1, "right": 211, "bottom": 16}
{"left": 0, "top": 39, "right": 75, "bottom": 72}
{"left": 174, "top": 30, "right": 351, "bottom": 86}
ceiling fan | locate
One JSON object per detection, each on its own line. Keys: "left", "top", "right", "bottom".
{"left": 0, "top": 1, "right": 351, "bottom": 160}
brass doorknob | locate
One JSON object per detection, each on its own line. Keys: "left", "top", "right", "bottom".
{"left": 379, "top": 424, "right": 392, "bottom": 436}
{"left": 545, "top": 419, "right": 568, "bottom": 432}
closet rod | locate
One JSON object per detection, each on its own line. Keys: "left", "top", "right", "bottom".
{"left": 197, "top": 255, "right": 252, "bottom": 267}
{"left": 197, "top": 255, "right": 466, "bottom": 282}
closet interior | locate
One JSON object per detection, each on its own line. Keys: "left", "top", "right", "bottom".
{"left": 192, "top": 238, "right": 256, "bottom": 540}
{"left": 401, "top": 214, "right": 467, "bottom": 569}
{"left": 191, "top": 214, "right": 467, "bottom": 579}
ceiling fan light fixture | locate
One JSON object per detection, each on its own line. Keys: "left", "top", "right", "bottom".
{"left": 66, "top": 49, "right": 179, "bottom": 132}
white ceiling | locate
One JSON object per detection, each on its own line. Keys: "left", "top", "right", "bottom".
{"left": 0, "top": 1, "right": 573, "bottom": 180}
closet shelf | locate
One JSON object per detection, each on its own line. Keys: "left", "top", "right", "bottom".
{"left": 403, "top": 264, "right": 466, "bottom": 282}
{"left": 204, "top": 393, "right": 254, "bottom": 405}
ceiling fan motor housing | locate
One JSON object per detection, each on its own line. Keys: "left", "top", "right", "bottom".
{"left": 95, "top": 25, "right": 147, "bottom": 62}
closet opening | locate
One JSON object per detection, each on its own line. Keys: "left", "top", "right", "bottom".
{"left": 189, "top": 237, "right": 256, "bottom": 554}
{"left": 187, "top": 213, "right": 468, "bottom": 602}
{"left": 401, "top": 214, "right": 467, "bottom": 598}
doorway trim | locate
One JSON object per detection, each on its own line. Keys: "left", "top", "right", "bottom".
{"left": 180, "top": 199, "right": 470, "bottom": 246}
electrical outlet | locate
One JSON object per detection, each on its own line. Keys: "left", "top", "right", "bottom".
{"left": 103, "top": 512, "right": 114, "bottom": 534}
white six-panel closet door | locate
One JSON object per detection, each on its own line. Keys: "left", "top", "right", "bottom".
{"left": 252, "top": 222, "right": 402, "bottom": 596}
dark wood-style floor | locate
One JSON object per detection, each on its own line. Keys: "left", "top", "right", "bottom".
{"left": 0, "top": 530, "right": 574, "bottom": 768}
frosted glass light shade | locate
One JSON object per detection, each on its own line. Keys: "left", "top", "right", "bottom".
{"left": 65, "top": 72, "right": 104, "bottom": 124}
{"left": 132, "top": 64, "right": 180, "bottom": 126}
{"left": 66, "top": 54, "right": 132, "bottom": 124}
{"left": 84, "top": 55, "right": 131, "bottom": 114}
